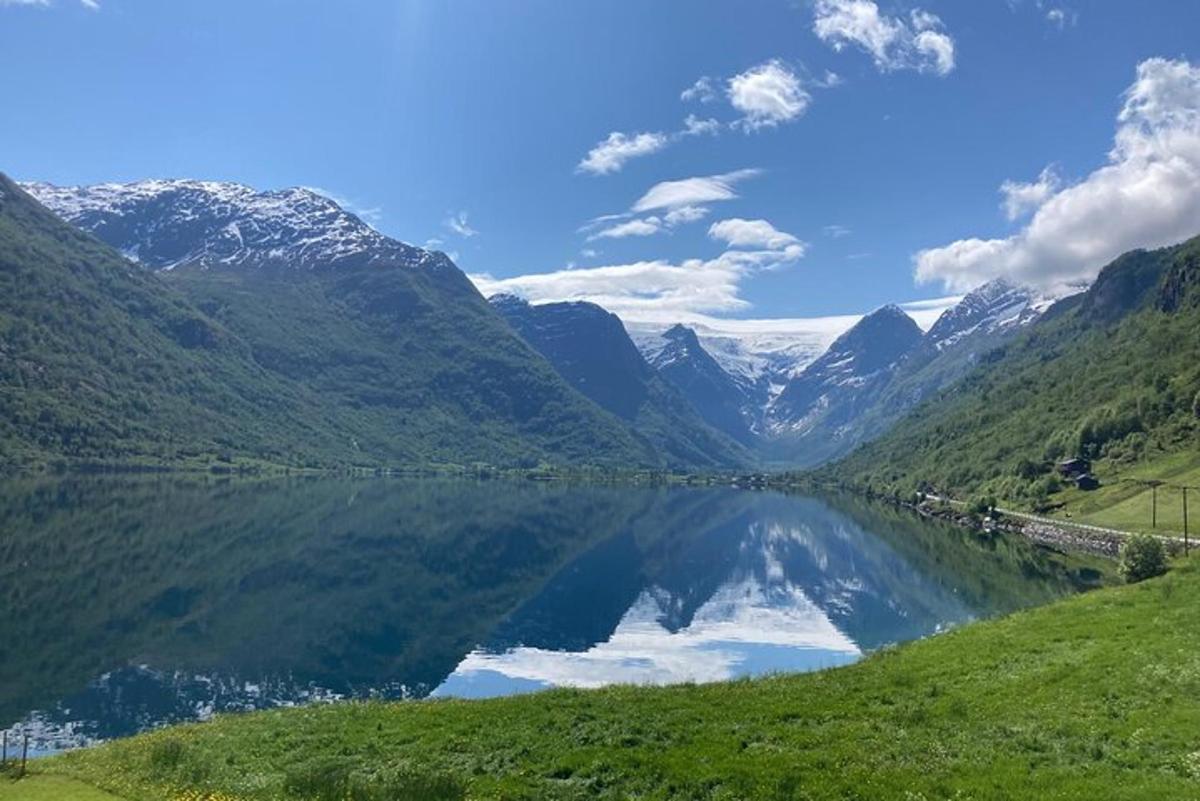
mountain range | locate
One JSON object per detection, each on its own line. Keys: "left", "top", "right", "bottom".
{"left": 821, "top": 235, "right": 1200, "bottom": 503}
{"left": 8, "top": 171, "right": 1196, "bottom": 489}
{"left": 2, "top": 175, "right": 659, "bottom": 470}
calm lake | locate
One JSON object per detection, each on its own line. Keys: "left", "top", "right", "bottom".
{"left": 0, "top": 476, "right": 1107, "bottom": 755}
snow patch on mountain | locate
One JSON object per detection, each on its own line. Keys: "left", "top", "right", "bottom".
{"left": 22, "top": 179, "right": 439, "bottom": 272}
{"left": 924, "top": 278, "right": 1052, "bottom": 351}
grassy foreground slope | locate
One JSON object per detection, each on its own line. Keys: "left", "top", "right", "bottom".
{"left": 818, "top": 236, "right": 1200, "bottom": 511}
{"left": 9, "top": 559, "right": 1198, "bottom": 801}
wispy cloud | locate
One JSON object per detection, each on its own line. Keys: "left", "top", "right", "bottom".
{"left": 474, "top": 211, "right": 805, "bottom": 319}
{"left": 1044, "top": 6, "right": 1077, "bottom": 29}
{"left": 812, "top": 0, "right": 956, "bottom": 76}
{"left": 1, "top": 0, "right": 99, "bottom": 8}
{"left": 681, "top": 76, "right": 719, "bottom": 104}
{"left": 633, "top": 169, "right": 762, "bottom": 213}
{"left": 823, "top": 224, "right": 852, "bottom": 238}
{"left": 587, "top": 217, "right": 664, "bottom": 241}
{"left": 579, "top": 170, "right": 761, "bottom": 242}
{"left": 444, "top": 210, "right": 479, "bottom": 238}
{"left": 916, "top": 58, "right": 1200, "bottom": 293}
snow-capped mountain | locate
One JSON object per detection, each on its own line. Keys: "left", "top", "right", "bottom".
{"left": 489, "top": 295, "right": 750, "bottom": 469}
{"left": 768, "top": 305, "right": 924, "bottom": 436}
{"left": 924, "top": 278, "right": 1050, "bottom": 351}
{"left": 640, "top": 325, "right": 758, "bottom": 445}
{"left": 22, "top": 179, "right": 444, "bottom": 272}
{"left": 628, "top": 317, "right": 844, "bottom": 392}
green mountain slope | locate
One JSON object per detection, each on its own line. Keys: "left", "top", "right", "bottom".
{"left": 0, "top": 175, "right": 655, "bottom": 470}
{"left": 818, "top": 235, "right": 1200, "bottom": 506}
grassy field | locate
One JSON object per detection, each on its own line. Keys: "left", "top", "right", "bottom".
{"left": 3, "top": 558, "right": 1196, "bottom": 800}
{"left": 1052, "top": 451, "right": 1200, "bottom": 538}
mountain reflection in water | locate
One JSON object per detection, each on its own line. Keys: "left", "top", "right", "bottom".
{"left": 0, "top": 477, "right": 1107, "bottom": 754}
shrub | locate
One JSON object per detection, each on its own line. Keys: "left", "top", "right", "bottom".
{"left": 966, "top": 495, "right": 997, "bottom": 516}
{"left": 1118, "top": 533, "right": 1169, "bottom": 583}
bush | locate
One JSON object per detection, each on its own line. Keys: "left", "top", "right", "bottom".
{"left": 966, "top": 495, "right": 997, "bottom": 516}
{"left": 1118, "top": 533, "right": 1169, "bottom": 583}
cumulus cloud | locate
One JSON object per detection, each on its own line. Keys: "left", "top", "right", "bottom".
{"left": 443, "top": 211, "right": 478, "bottom": 238}
{"left": 577, "top": 131, "right": 670, "bottom": 175}
{"left": 727, "top": 60, "right": 811, "bottom": 130}
{"left": 999, "top": 166, "right": 1061, "bottom": 221}
{"left": 708, "top": 218, "right": 804, "bottom": 251}
{"left": 633, "top": 169, "right": 762, "bottom": 213}
{"left": 916, "top": 58, "right": 1200, "bottom": 293}
{"left": 813, "top": 0, "right": 956, "bottom": 76}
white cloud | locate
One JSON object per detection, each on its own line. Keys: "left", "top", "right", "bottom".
{"left": 471, "top": 228, "right": 806, "bottom": 320}
{"left": 1045, "top": 7, "right": 1077, "bottom": 28}
{"left": 813, "top": 0, "right": 956, "bottom": 76}
{"left": 682, "top": 114, "right": 721, "bottom": 137}
{"left": 664, "top": 205, "right": 710, "bottom": 226}
{"left": 823, "top": 224, "right": 852, "bottom": 238}
{"left": 581, "top": 248, "right": 599, "bottom": 259}
{"left": 708, "top": 218, "right": 803, "bottom": 251}
{"left": 681, "top": 76, "right": 719, "bottom": 104}
{"left": 727, "top": 60, "right": 811, "bottom": 131}
{"left": 587, "top": 217, "right": 663, "bottom": 241}
{"left": 633, "top": 168, "right": 762, "bottom": 213}
{"left": 444, "top": 210, "right": 478, "bottom": 238}
{"left": 916, "top": 58, "right": 1200, "bottom": 293}
{"left": 577, "top": 131, "right": 670, "bottom": 175}
{"left": 999, "top": 166, "right": 1061, "bottom": 221}
{"left": 587, "top": 206, "right": 713, "bottom": 242}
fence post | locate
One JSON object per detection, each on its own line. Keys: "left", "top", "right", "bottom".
{"left": 1184, "top": 487, "right": 1190, "bottom": 556}
{"left": 20, "top": 733, "right": 27, "bottom": 778}
{"left": 2, "top": 730, "right": 6, "bottom": 768}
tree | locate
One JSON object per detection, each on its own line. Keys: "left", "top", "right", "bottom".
{"left": 1118, "top": 533, "right": 1168, "bottom": 583}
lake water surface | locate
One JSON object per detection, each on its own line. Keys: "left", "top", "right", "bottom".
{"left": 0, "top": 476, "right": 1107, "bottom": 754}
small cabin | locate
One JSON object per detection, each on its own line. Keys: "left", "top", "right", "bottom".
{"left": 1074, "top": 473, "right": 1100, "bottom": 491}
{"left": 1058, "top": 457, "right": 1091, "bottom": 478}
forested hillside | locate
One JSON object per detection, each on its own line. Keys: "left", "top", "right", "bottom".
{"left": 819, "top": 236, "right": 1200, "bottom": 506}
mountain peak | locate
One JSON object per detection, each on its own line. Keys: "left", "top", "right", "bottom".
{"left": 22, "top": 178, "right": 431, "bottom": 273}
{"left": 925, "top": 278, "right": 1042, "bottom": 350}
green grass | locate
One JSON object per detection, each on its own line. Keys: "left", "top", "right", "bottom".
{"left": 1051, "top": 451, "right": 1200, "bottom": 537}
{"left": 12, "top": 559, "right": 1199, "bottom": 800}
{"left": 0, "top": 775, "right": 122, "bottom": 801}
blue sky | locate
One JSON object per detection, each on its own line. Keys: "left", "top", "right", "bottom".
{"left": 4, "top": 0, "right": 1200, "bottom": 327}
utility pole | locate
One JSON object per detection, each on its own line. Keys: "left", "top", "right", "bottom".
{"left": 1184, "top": 486, "right": 1190, "bottom": 556}
{"left": 1152, "top": 482, "right": 1158, "bottom": 529}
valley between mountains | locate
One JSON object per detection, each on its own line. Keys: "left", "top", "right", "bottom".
{"left": 4, "top": 173, "right": 1199, "bottom": 516}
